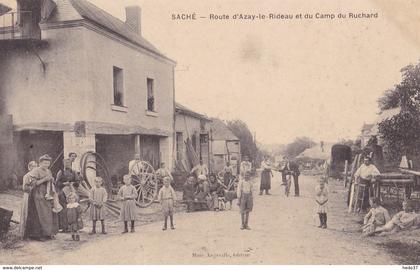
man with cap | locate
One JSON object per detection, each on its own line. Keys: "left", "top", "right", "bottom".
{"left": 354, "top": 156, "right": 381, "bottom": 211}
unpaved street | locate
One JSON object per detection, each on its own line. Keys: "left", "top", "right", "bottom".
{"left": 3, "top": 172, "right": 394, "bottom": 264}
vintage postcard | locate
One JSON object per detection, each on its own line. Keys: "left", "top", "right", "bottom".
{"left": 0, "top": 0, "right": 420, "bottom": 267}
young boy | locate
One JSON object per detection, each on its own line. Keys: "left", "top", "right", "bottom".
{"left": 362, "top": 197, "right": 390, "bottom": 236}
{"left": 237, "top": 172, "right": 253, "bottom": 230}
{"left": 89, "top": 177, "right": 108, "bottom": 235}
{"left": 158, "top": 177, "right": 177, "bottom": 230}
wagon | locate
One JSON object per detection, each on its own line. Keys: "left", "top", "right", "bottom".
{"left": 328, "top": 144, "right": 352, "bottom": 181}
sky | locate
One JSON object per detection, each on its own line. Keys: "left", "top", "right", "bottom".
{"left": 3, "top": 0, "right": 420, "bottom": 145}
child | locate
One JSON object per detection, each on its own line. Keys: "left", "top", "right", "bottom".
{"left": 158, "top": 177, "right": 177, "bottom": 230}
{"left": 89, "top": 177, "right": 108, "bottom": 235}
{"left": 315, "top": 177, "right": 329, "bottom": 229}
{"left": 182, "top": 174, "right": 196, "bottom": 212}
{"left": 362, "top": 197, "right": 390, "bottom": 236}
{"left": 118, "top": 175, "right": 138, "bottom": 233}
{"left": 66, "top": 192, "right": 83, "bottom": 241}
{"left": 237, "top": 172, "right": 253, "bottom": 230}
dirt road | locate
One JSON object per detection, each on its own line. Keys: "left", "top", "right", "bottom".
{"left": 3, "top": 172, "right": 395, "bottom": 264}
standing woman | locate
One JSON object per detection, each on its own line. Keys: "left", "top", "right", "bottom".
{"left": 19, "top": 161, "right": 38, "bottom": 239}
{"left": 26, "top": 154, "right": 58, "bottom": 240}
{"left": 260, "top": 156, "right": 273, "bottom": 195}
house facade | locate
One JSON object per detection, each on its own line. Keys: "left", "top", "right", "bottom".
{"left": 174, "top": 103, "right": 211, "bottom": 171}
{"left": 0, "top": 0, "right": 175, "bottom": 184}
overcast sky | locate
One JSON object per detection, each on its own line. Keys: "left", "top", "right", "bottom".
{"left": 3, "top": 0, "right": 420, "bottom": 145}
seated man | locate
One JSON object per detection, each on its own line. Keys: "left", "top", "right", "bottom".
{"left": 362, "top": 197, "right": 390, "bottom": 236}
{"left": 375, "top": 200, "right": 420, "bottom": 235}
{"left": 193, "top": 175, "right": 210, "bottom": 211}
{"left": 182, "top": 174, "right": 197, "bottom": 212}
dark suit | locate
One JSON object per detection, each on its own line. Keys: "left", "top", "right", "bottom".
{"left": 285, "top": 161, "right": 300, "bottom": 196}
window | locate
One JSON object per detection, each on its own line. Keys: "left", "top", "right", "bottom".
{"left": 113, "top": 66, "right": 124, "bottom": 106}
{"left": 147, "top": 78, "right": 155, "bottom": 111}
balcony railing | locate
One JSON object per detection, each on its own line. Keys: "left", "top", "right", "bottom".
{"left": 0, "top": 11, "right": 40, "bottom": 40}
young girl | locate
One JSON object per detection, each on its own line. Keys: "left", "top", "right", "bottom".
{"left": 118, "top": 175, "right": 138, "bottom": 233}
{"left": 237, "top": 172, "right": 253, "bottom": 230}
{"left": 158, "top": 177, "right": 177, "bottom": 230}
{"left": 66, "top": 192, "right": 83, "bottom": 241}
{"left": 315, "top": 177, "right": 329, "bottom": 229}
{"left": 89, "top": 177, "right": 108, "bottom": 235}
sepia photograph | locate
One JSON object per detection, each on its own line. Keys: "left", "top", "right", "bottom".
{"left": 0, "top": 0, "right": 420, "bottom": 267}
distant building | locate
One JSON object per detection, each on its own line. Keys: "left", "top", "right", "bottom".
{"left": 0, "top": 0, "right": 176, "bottom": 184}
{"left": 174, "top": 103, "right": 211, "bottom": 171}
{"left": 209, "top": 118, "right": 241, "bottom": 174}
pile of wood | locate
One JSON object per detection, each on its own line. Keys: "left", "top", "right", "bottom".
{"left": 175, "top": 137, "right": 200, "bottom": 173}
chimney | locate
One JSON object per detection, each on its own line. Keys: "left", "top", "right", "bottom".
{"left": 125, "top": 6, "right": 141, "bottom": 35}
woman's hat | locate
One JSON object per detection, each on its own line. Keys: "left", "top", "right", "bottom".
{"left": 39, "top": 154, "right": 52, "bottom": 162}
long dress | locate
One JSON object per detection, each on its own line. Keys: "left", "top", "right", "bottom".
{"left": 118, "top": 185, "right": 138, "bottom": 221}
{"left": 260, "top": 161, "right": 272, "bottom": 191}
{"left": 90, "top": 187, "right": 108, "bottom": 221}
{"left": 26, "top": 167, "right": 58, "bottom": 238}
{"left": 315, "top": 185, "right": 329, "bottom": 214}
{"left": 19, "top": 172, "right": 34, "bottom": 239}
{"left": 56, "top": 169, "right": 79, "bottom": 231}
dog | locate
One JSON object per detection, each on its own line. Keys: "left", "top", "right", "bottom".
{"left": 219, "top": 189, "right": 238, "bottom": 210}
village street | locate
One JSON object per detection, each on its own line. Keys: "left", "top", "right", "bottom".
{"left": 2, "top": 172, "right": 395, "bottom": 265}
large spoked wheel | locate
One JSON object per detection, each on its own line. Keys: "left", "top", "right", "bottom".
{"left": 129, "top": 160, "right": 158, "bottom": 208}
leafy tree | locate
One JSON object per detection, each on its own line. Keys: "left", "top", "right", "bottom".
{"left": 283, "top": 137, "right": 316, "bottom": 158}
{"left": 226, "top": 119, "right": 260, "bottom": 163}
{"left": 377, "top": 62, "right": 420, "bottom": 161}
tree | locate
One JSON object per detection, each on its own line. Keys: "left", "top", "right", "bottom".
{"left": 225, "top": 119, "right": 260, "bottom": 163}
{"left": 377, "top": 62, "right": 420, "bottom": 161}
{"left": 283, "top": 137, "right": 316, "bottom": 158}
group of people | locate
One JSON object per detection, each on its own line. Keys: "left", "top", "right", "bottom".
{"left": 259, "top": 155, "right": 301, "bottom": 197}
{"left": 361, "top": 198, "right": 420, "bottom": 236}
{"left": 182, "top": 155, "right": 255, "bottom": 229}
{"left": 20, "top": 153, "right": 84, "bottom": 241}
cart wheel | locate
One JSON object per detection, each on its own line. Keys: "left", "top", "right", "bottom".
{"left": 130, "top": 160, "right": 158, "bottom": 208}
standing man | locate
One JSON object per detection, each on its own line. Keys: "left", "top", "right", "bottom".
{"left": 284, "top": 156, "right": 301, "bottom": 197}
{"left": 240, "top": 155, "right": 252, "bottom": 180}
{"left": 191, "top": 159, "right": 209, "bottom": 179}
{"left": 260, "top": 156, "right": 273, "bottom": 195}
{"left": 354, "top": 156, "right": 380, "bottom": 211}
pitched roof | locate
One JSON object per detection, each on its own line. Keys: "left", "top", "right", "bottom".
{"left": 175, "top": 103, "right": 210, "bottom": 121}
{"left": 210, "top": 118, "right": 239, "bottom": 141}
{"left": 64, "top": 0, "right": 174, "bottom": 63}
